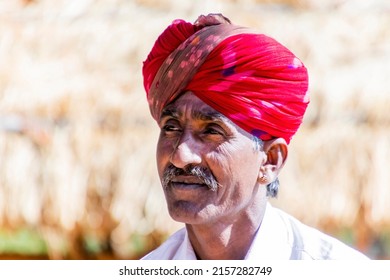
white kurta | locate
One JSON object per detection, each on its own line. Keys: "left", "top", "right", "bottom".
{"left": 142, "top": 203, "right": 368, "bottom": 260}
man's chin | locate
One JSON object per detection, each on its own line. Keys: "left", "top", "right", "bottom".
{"left": 167, "top": 201, "right": 211, "bottom": 224}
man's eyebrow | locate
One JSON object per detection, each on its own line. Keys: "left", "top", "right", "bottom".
{"left": 160, "top": 108, "right": 180, "bottom": 120}
{"left": 191, "top": 110, "right": 230, "bottom": 123}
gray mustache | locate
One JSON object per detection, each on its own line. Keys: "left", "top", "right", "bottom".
{"left": 162, "top": 165, "right": 219, "bottom": 191}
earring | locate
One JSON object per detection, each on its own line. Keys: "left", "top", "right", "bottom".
{"left": 259, "top": 174, "right": 267, "bottom": 184}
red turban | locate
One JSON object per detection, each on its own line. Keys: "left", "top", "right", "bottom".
{"left": 143, "top": 14, "right": 309, "bottom": 144}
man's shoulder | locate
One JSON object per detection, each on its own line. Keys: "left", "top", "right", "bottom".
{"left": 272, "top": 206, "right": 369, "bottom": 260}
{"left": 141, "top": 228, "right": 188, "bottom": 260}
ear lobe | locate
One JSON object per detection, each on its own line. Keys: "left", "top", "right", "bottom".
{"left": 262, "top": 138, "right": 288, "bottom": 180}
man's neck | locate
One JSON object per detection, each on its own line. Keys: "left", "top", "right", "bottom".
{"left": 185, "top": 203, "right": 267, "bottom": 260}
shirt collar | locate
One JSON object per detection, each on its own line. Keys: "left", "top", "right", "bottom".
{"left": 175, "top": 202, "right": 292, "bottom": 260}
{"left": 245, "top": 202, "right": 292, "bottom": 260}
{"left": 173, "top": 228, "right": 197, "bottom": 260}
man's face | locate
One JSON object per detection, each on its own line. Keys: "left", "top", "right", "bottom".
{"left": 156, "top": 91, "right": 267, "bottom": 225}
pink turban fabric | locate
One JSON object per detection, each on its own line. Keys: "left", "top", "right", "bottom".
{"left": 143, "top": 14, "right": 309, "bottom": 144}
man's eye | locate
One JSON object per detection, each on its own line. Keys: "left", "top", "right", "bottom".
{"left": 204, "top": 128, "right": 220, "bottom": 135}
{"left": 162, "top": 124, "right": 181, "bottom": 132}
{"left": 203, "top": 126, "right": 224, "bottom": 136}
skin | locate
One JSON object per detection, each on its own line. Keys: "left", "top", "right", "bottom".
{"left": 156, "top": 91, "right": 288, "bottom": 260}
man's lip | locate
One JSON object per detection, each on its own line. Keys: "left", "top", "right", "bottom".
{"left": 170, "top": 175, "right": 205, "bottom": 185}
{"left": 169, "top": 181, "right": 208, "bottom": 190}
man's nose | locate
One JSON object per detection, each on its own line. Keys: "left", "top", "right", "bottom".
{"left": 170, "top": 134, "right": 202, "bottom": 169}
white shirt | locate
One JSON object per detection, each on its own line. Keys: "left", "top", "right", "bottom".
{"left": 141, "top": 203, "right": 368, "bottom": 260}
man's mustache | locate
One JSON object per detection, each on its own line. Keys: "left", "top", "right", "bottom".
{"left": 162, "top": 164, "right": 219, "bottom": 191}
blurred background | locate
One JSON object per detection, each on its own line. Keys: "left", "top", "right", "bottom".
{"left": 0, "top": 0, "right": 389, "bottom": 260}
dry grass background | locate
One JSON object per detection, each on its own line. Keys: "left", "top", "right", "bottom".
{"left": 0, "top": 0, "right": 389, "bottom": 259}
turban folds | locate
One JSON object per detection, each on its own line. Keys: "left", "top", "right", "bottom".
{"left": 143, "top": 14, "right": 309, "bottom": 144}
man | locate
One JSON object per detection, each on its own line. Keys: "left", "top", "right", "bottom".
{"left": 141, "top": 14, "right": 367, "bottom": 260}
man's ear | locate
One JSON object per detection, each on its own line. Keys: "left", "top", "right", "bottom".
{"left": 259, "top": 138, "right": 288, "bottom": 184}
